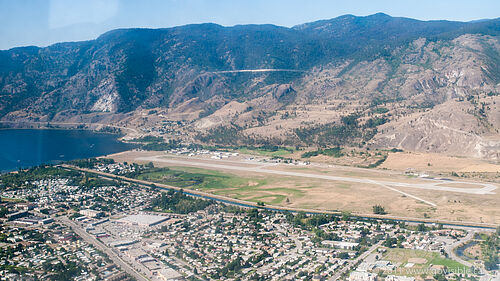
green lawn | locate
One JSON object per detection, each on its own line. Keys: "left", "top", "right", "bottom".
{"left": 135, "top": 166, "right": 263, "bottom": 189}
{"left": 132, "top": 166, "right": 304, "bottom": 205}
{"left": 248, "top": 194, "right": 287, "bottom": 204}
{"left": 237, "top": 147, "right": 294, "bottom": 157}
{"left": 382, "top": 248, "right": 468, "bottom": 276}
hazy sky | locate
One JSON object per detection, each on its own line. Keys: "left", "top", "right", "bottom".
{"left": 1, "top": 0, "right": 499, "bottom": 50}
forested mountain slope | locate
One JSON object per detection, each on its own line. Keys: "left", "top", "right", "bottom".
{"left": 1, "top": 13, "right": 500, "bottom": 159}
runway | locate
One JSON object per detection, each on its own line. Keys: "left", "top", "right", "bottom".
{"left": 137, "top": 155, "right": 498, "bottom": 196}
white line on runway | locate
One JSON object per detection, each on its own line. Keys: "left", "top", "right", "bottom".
{"left": 366, "top": 180, "right": 437, "bottom": 207}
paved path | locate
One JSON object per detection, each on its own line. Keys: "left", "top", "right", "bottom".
{"left": 137, "top": 156, "right": 498, "bottom": 195}
{"left": 445, "top": 231, "right": 475, "bottom": 268}
{"left": 170, "top": 256, "right": 206, "bottom": 280}
{"left": 211, "top": 69, "right": 306, "bottom": 74}
{"left": 278, "top": 225, "right": 304, "bottom": 280}
{"left": 444, "top": 231, "right": 496, "bottom": 281}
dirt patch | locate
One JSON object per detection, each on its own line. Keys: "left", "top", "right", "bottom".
{"left": 380, "top": 151, "right": 500, "bottom": 173}
{"left": 464, "top": 244, "right": 483, "bottom": 260}
{"left": 459, "top": 164, "right": 500, "bottom": 173}
{"left": 408, "top": 258, "right": 427, "bottom": 264}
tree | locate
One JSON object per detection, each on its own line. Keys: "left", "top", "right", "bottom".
{"left": 417, "top": 223, "right": 428, "bottom": 232}
{"left": 384, "top": 237, "right": 397, "bottom": 248}
{"left": 0, "top": 207, "right": 8, "bottom": 218}
{"left": 433, "top": 273, "right": 446, "bottom": 281}
{"left": 372, "top": 205, "right": 387, "bottom": 215}
{"left": 149, "top": 190, "right": 213, "bottom": 214}
{"left": 341, "top": 211, "right": 351, "bottom": 221}
{"left": 483, "top": 233, "right": 499, "bottom": 270}
{"left": 338, "top": 252, "right": 349, "bottom": 259}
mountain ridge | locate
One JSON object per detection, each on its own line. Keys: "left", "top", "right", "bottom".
{"left": 1, "top": 13, "right": 499, "bottom": 160}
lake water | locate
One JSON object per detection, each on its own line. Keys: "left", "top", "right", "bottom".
{"left": 0, "top": 129, "right": 135, "bottom": 172}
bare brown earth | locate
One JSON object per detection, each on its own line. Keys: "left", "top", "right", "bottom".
{"left": 106, "top": 150, "right": 500, "bottom": 225}
{"left": 464, "top": 244, "right": 484, "bottom": 260}
{"left": 381, "top": 151, "right": 500, "bottom": 173}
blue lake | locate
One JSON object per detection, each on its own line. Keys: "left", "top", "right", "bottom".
{"left": 0, "top": 129, "right": 135, "bottom": 172}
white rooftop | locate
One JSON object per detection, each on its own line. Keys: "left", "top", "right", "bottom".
{"left": 117, "top": 214, "right": 168, "bottom": 226}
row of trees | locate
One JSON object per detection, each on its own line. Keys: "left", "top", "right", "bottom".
{"left": 301, "top": 147, "right": 343, "bottom": 158}
{"left": 483, "top": 230, "right": 499, "bottom": 270}
{"left": 149, "top": 189, "right": 214, "bottom": 214}
{"left": 0, "top": 166, "right": 80, "bottom": 191}
{"left": 68, "top": 158, "right": 115, "bottom": 169}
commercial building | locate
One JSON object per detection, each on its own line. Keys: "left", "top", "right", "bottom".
{"left": 40, "top": 217, "right": 54, "bottom": 224}
{"left": 117, "top": 214, "right": 168, "bottom": 227}
{"left": 349, "top": 271, "right": 377, "bottom": 281}
{"left": 156, "top": 268, "right": 183, "bottom": 281}
{"left": 322, "top": 240, "right": 359, "bottom": 250}
{"left": 6, "top": 211, "right": 29, "bottom": 221}
{"left": 109, "top": 240, "right": 138, "bottom": 247}
{"left": 79, "top": 209, "right": 104, "bottom": 218}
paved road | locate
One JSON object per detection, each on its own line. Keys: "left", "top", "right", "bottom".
{"left": 56, "top": 216, "right": 149, "bottom": 281}
{"left": 276, "top": 224, "right": 304, "bottom": 280}
{"left": 137, "top": 156, "right": 498, "bottom": 195}
{"left": 170, "top": 256, "right": 206, "bottom": 280}
{"left": 445, "top": 230, "right": 475, "bottom": 268}
{"left": 328, "top": 240, "right": 384, "bottom": 281}
{"left": 444, "top": 231, "right": 495, "bottom": 281}
{"left": 211, "top": 69, "right": 306, "bottom": 74}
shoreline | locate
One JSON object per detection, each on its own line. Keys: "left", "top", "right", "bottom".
{"left": 0, "top": 129, "right": 136, "bottom": 173}
{"left": 0, "top": 120, "right": 139, "bottom": 137}
{"left": 0, "top": 126, "right": 121, "bottom": 135}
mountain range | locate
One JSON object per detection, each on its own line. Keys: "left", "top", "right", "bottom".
{"left": 1, "top": 13, "right": 500, "bottom": 160}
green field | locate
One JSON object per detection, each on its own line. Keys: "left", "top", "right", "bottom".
{"left": 382, "top": 248, "right": 468, "bottom": 276}
{"left": 135, "top": 166, "right": 259, "bottom": 189}
{"left": 236, "top": 147, "right": 294, "bottom": 157}
{"left": 132, "top": 166, "right": 305, "bottom": 204}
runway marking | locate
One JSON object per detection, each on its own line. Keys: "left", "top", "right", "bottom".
{"left": 366, "top": 180, "right": 437, "bottom": 207}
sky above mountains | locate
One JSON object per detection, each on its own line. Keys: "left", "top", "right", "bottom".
{"left": 1, "top": 0, "right": 499, "bottom": 50}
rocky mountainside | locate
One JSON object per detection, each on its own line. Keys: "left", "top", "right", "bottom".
{"left": 1, "top": 13, "right": 500, "bottom": 160}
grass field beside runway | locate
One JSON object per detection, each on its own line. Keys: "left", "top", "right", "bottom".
{"left": 133, "top": 166, "right": 306, "bottom": 204}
